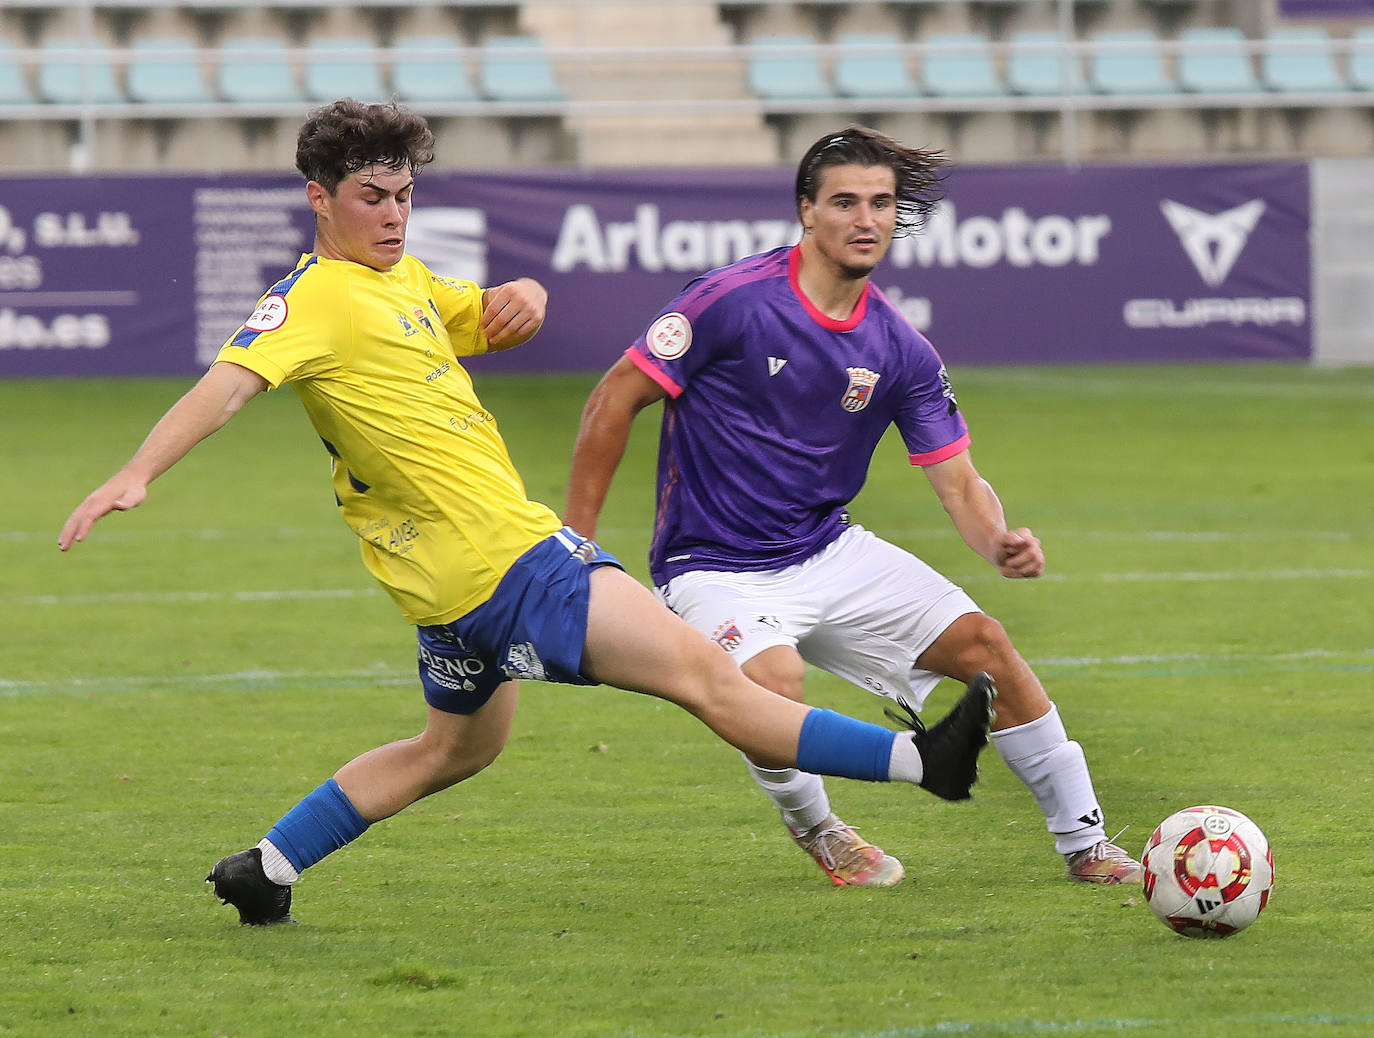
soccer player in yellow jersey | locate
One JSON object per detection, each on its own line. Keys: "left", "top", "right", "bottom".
{"left": 59, "top": 100, "right": 995, "bottom": 926}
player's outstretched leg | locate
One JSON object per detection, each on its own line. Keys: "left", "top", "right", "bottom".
{"left": 206, "top": 847, "right": 295, "bottom": 926}
{"left": 886, "top": 673, "right": 997, "bottom": 802}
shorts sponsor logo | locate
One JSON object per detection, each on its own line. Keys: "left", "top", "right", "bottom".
{"left": 418, "top": 643, "right": 484, "bottom": 693}
{"left": 503, "top": 642, "right": 548, "bottom": 680}
{"left": 712, "top": 621, "right": 744, "bottom": 653}
{"left": 647, "top": 312, "right": 692, "bottom": 360}
{"left": 244, "top": 294, "right": 288, "bottom": 332}
{"left": 841, "top": 366, "right": 881, "bottom": 412}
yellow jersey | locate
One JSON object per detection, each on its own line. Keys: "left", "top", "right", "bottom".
{"left": 216, "top": 252, "right": 561, "bottom": 625}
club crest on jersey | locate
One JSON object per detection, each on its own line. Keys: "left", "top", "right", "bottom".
{"left": 244, "top": 294, "right": 288, "bottom": 332}
{"left": 712, "top": 621, "right": 744, "bottom": 653}
{"left": 841, "top": 367, "right": 881, "bottom": 412}
{"left": 647, "top": 312, "right": 692, "bottom": 360}
{"left": 413, "top": 306, "right": 436, "bottom": 335}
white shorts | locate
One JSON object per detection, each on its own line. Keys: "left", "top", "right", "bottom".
{"left": 656, "top": 525, "right": 980, "bottom": 713}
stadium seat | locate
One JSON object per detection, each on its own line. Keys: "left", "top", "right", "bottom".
{"left": 834, "top": 32, "right": 915, "bottom": 99}
{"left": 216, "top": 39, "right": 301, "bottom": 104}
{"left": 126, "top": 39, "right": 212, "bottom": 104}
{"left": 0, "top": 42, "right": 34, "bottom": 105}
{"left": 1089, "top": 30, "right": 1175, "bottom": 95}
{"left": 38, "top": 39, "right": 124, "bottom": 105}
{"left": 391, "top": 35, "right": 477, "bottom": 104}
{"left": 305, "top": 39, "right": 387, "bottom": 103}
{"left": 919, "top": 33, "right": 1002, "bottom": 98}
{"left": 1177, "top": 27, "right": 1261, "bottom": 94}
{"left": 1262, "top": 27, "right": 1344, "bottom": 93}
{"left": 747, "top": 35, "right": 832, "bottom": 100}
{"left": 1351, "top": 27, "right": 1374, "bottom": 91}
{"left": 1007, "top": 31, "right": 1077, "bottom": 95}
{"left": 480, "top": 35, "right": 563, "bottom": 102}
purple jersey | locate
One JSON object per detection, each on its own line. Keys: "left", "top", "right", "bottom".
{"left": 629, "top": 244, "right": 970, "bottom": 585}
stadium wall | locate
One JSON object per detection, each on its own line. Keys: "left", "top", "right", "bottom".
{"left": 1, "top": 157, "right": 1368, "bottom": 377}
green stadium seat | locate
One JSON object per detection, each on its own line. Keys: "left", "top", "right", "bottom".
{"left": 0, "top": 42, "right": 35, "bottom": 105}
{"left": 217, "top": 39, "right": 301, "bottom": 104}
{"left": 38, "top": 39, "right": 124, "bottom": 105}
{"left": 305, "top": 39, "right": 387, "bottom": 104}
{"left": 1089, "top": 30, "right": 1175, "bottom": 95}
{"left": 1007, "top": 31, "right": 1078, "bottom": 96}
{"left": 920, "top": 33, "right": 1002, "bottom": 98}
{"left": 1351, "top": 27, "right": 1374, "bottom": 91}
{"left": 127, "top": 39, "right": 212, "bottom": 104}
{"left": 748, "top": 35, "right": 832, "bottom": 100}
{"left": 391, "top": 36, "right": 477, "bottom": 104}
{"left": 1177, "top": 27, "right": 1261, "bottom": 94}
{"left": 480, "top": 35, "right": 563, "bottom": 102}
{"left": 1262, "top": 27, "right": 1344, "bottom": 93}
{"left": 834, "top": 32, "right": 914, "bottom": 99}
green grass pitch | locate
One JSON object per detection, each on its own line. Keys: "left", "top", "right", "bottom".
{"left": 2, "top": 364, "right": 1372, "bottom": 1037}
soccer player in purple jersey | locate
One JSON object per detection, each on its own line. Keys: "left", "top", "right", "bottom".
{"left": 59, "top": 104, "right": 997, "bottom": 926}
{"left": 565, "top": 126, "right": 1143, "bottom": 888}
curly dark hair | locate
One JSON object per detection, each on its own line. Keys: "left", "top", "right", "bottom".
{"left": 295, "top": 99, "right": 436, "bottom": 193}
{"left": 794, "top": 126, "right": 946, "bottom": 237}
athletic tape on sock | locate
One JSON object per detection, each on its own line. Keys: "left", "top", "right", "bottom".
{"left": 795, "top": 709, "right": 895, "bottom": 782}
{"left": 264, "top": 778, "right": 370, "bottom": 874}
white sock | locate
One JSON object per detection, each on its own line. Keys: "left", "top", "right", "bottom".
{"left": 992, "top": 704, "right": 1106, "bottom": 856}
{"left": 257, "top": 838, "right": 300, "bottom": 885}
{"left": 744, "top": 756, "right": 832, "bottom": 832}
{"left": 887, "top": 733, "right": 924, "bottom": 785}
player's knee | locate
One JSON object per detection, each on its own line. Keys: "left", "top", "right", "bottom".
{"left": 950, "top": 613, "right": 1019, "bottom": 676}
{"left": 425, "top": 729, "right": 507, "bottom": 789}
{"left": 676, "top": 637, "right": 751, "bottom": 712}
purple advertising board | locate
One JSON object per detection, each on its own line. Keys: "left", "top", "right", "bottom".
{"left": 0, "top": 161, "right": 1310, "bottom": 377}
{"left": 1278, "top": 0, "right": 1374, "bottom": 15}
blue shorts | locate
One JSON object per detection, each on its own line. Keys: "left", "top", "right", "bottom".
{"left": 416, "top": 527, "right": 621, "bottom": 714}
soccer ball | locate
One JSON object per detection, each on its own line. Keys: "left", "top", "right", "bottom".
{"left": 1141, "top": 805, "right": 1274, "bottom": 939}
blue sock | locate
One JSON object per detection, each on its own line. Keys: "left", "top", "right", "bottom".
{"left": 794, "top": 709, "right": 896, "bottom": 782}
{"left": 264, "top": 778, "right": 370, "bottom": 874}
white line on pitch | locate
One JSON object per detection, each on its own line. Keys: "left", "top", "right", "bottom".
{"left": 1035, "top": 648, "right": 1374, "bottom": 669}
{"left": 5, "top": 648, "right": 1371, "bottom": 699}
{"left": 4, "top": 527, "right": 1367, "bottom": 545}
{"left": 4, "top": 587, "right": 381, "bottom": 607}
{"left": 0, "top": 666, "right": 412, "bottom": 697}
{"left": 4, "top": 566, "right": 1369, "bottom": 610}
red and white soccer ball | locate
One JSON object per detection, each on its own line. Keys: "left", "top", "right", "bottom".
{"left": 1141, "top": 805, "right": 1274, "bottom": 939}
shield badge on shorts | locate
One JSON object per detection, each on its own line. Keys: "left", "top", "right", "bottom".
{"left": 711, "top": 621, "right": 744, "bottom": 652}
{"left": 841, "top": 367, "right": 881, "bottom": 412}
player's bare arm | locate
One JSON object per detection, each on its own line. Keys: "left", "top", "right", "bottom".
{"left": 923, "top": 450, "right": 1044, "bottom": 579}
{"left": 563, "top": 354, "right": 667, "bottom": 539}
{"left": 57, "top": 361, "right": 268, "bottom": 550}
{"left": 479, "top": 277, "right": 547, "bottom": 350}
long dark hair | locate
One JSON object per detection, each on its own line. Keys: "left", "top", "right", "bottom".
{"left": 794, "top": 126, "right": 946, "bottom": 236}
{"left": 295, "top": 99, "right": 436, "bottom": 193}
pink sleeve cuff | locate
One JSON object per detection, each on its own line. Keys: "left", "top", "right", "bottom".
{"left": 626, "top": 347, "right": 683, "bottom": 399}
{"left": 909, "top": 433, "right": 971, "bottom": 466}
